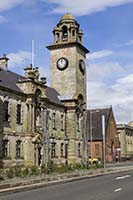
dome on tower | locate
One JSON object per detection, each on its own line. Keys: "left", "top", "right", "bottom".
{"left": 60, "top": 13, "right": 76, "bottom": 22}
{"left": 128, "top": 121, "right": 133, "bottom": 127}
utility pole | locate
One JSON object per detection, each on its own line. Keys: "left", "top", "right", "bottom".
{"left": 102, "top": 115, "right": 106, "bottom": 169}
{"left": 83, "top": 110, "right": 88, "bottom": 168}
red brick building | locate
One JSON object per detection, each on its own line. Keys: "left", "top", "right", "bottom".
{"left": 87, "top": 107, "right": 118, "bottom": 162}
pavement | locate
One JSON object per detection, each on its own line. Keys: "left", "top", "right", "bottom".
{"left": 0, "top": 164, "right": 133, "bottom": 196}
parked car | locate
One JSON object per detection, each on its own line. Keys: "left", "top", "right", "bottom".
{"left": 88, "top": 156, "right": 101, "bottom": 165}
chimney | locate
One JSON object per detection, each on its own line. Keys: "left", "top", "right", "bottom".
{"left": 0, "top": 54, "right": 9, "bottom": 71}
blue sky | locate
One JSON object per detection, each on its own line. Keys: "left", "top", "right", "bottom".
{"left": 0, "top": 0, "right": 133, "bottom": 123}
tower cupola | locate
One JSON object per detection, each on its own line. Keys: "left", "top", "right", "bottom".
{"left": 53, "top": 13, "right": 83, "bottom": 45}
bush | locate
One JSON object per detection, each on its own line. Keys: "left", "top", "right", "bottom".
{"left": 52, "top": 164, "right": 69, "bottom": 174}
{"left": 21, "top": 167, "right": 29, "bottom": 177}
{"left": 41, "top": 164, "right": 46, "bottom": 174}
{"left": 14, "top": 166, "right": 22, "bottom": 177}
{"left": 30, "top": 166, "right": 40, "bottom": 176}
{"left": 6, "top": 168, "right": 14, "bottom": 178}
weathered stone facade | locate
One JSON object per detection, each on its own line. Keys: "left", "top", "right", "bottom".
{"left": 117, "top": 122, "right": 133, "bottom": 160}
{"left": 0, "top": 14, "right": 89, "bottom": 168}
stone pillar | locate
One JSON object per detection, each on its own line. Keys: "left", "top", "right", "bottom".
{"left": 31, "top": 103, "right": 35, "bottom": 132}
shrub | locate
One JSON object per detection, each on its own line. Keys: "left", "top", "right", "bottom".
{"left": 30, "top": 165, "right": 40, "bottom": 176}
{"left": 21, "top": 167, "right": 29, "bottom": 177}
{"left": 41, "top": 164, "right": 46, "bottom": 174}
{"left": 14, "top": 166, "right": 22, "bottom": 177}
{"left": 6, "top": 168, "right": 14, "bottom": 178}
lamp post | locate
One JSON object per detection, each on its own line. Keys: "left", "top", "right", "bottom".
{"left": 90, "top": 110, "right": 93, "bottom": 159}
{"left": 102, "top": 115, "right": 106, "bottom": 169}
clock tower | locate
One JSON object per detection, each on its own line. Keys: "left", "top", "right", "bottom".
{"left": 47, "top": 13, "right": 89, "bottom": 104}
{"left": 47, "top": 14, "right": 89, "bottom": 164}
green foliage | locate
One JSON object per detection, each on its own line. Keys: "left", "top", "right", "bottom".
{"left": 14, "top": 166, "right": 22, "bottom": 177}
{"left": 6, "top": 168, "right": 14, "bottom": 178}
{"left": 30, "top": 165, "right": 40, "bottom": 176}
{"left": 41, "top": 164, "right": 46, "bottom": 174}
{"left": 21, "top": 167, "right": 29, "bottom": 177}
{"left": 51, "top": 162, "right": 88, "bottom": 174}
{"left": 52, "top": 163, "right": 69, "bottom": 174}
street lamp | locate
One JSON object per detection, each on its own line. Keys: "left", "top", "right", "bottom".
{"left": 102, "top": 115, "right": 106, "bottom": 169}
{"left": 90, "top": 110, "right": 93, "bottom": 158}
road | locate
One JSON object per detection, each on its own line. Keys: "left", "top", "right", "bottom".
{"left": 1, "top": 170, "right": 133, "bottom": 200}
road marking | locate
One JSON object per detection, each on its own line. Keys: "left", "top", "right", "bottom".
{"left": 114, "top": 188, "right": 122, "bottom": 192}
{"left": 115, "top": 174, "right": 131, "bottom": 180}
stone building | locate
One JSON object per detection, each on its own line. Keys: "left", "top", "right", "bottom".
{"left": 117, "top": 122, "right": 133, "bottom": 160}
{"left": 87, "top": 107, "right": 118, "bottom": 162}
{"left": 0, "top": 14, "right": 89, "bottom": 168}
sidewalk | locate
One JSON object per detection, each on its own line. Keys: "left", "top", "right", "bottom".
{"left": 0, "top": 165, "right": 133, "bottom": 195}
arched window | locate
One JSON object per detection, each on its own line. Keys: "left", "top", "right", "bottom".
{"left": 55, "top": 33, "right": 59, "bottom": 43}
{"left": 60, "top": 143, "right": 64, "bottom": 158}
{"left": 78, "top": 143, "right": 81, "bottom": 158}
{"left": 16, "top": 139, "right": 22, "bottom": 158}
{"left": 62, "top": 26, "right": 68, "bottom": 40}
{"left": 72, "top": 30, "right": 75, "bottom": 37}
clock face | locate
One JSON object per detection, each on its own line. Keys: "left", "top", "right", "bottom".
{"left": 79, "top": 59, "right": 85, "bottom": 75}
{"left": 57, "top": 57, "right": 68, "bottom": 70}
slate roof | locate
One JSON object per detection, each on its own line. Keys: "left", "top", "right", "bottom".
{"left": 0, "top": 67, "right": 27, "bottom": 93}
{"left": 87, "top": 108, "right": 112, "bottom": 141}
{"left": 46, "top": 86, "right": 62, "bottom": 105}
{"left": 0, "top": 67, "right": 62, "bottom": 105}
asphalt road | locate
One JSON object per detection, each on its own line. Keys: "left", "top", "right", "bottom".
{"left": 1, "top": 171, "right": 133, "bottom": 200}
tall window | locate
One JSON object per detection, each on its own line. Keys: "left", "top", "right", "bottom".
{"left": 77, "top": 114, "right": 80, "bottom": 132}
{"left": 51, "top": 143, "right": 56, "bottom": 158}
{"left": 60, "top": 114, "right": 64, "bottom": 131}
{"left": 16, "top": 140, "right": 21, "bottom": 158}
{"left": 65, "top": 143, "right": 68, "bottom": 159}
{"left": 3, "top": 139, "right": 8, "bottom": 158}
{"left": 60, "top": 143, "right": 64, "bottom": 158}
{"left": 52, "top": 112, "right": 56, "bottom": 129}
{"left": 78, "top": 143, "right": 81, "bottom": 158}
{"left": 62, "top": 26, "right": 68, "bottom": 40}
{"left": 3, "top": 101, "right": 9, "bottom": 122}
{"left": 17, "top": 104, "right": 21, "bottom": 124}
{"left": 72, "top": 29, "right": 75, "bottom": 36}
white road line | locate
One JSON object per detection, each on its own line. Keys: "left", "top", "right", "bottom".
{"left": 114, "top": 188, "right": 122, "bottom": 192}
{"left": 115, "top": 174, "right": 131, "bottom": 180}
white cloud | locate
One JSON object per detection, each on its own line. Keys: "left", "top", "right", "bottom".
{"left": 0, "top": 15, "right": 7, "bottom": 23}
{"left": 87, "top": 61, "right": 133, "bottom": 123}
{"left": 87, "top": 62, "right": 125, "bottom": 81}
{"left": 125, "top": 40, "right": 133, "bottom": 46}
{"left": 8, "top": 51, "right": 31, "bottom": 69}
{"left": 0, "top": 0, "right": 36, "bottom": 12}
{"left": 41, "top": 0, "right": 133, "bottom": 15}
{"left": 87, "top": 50, "right": 113, "bottom": 60}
